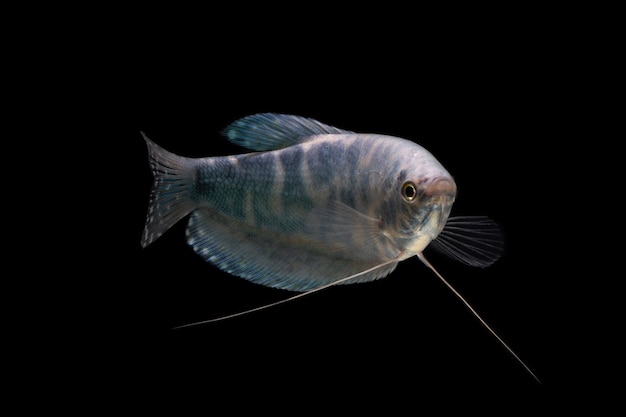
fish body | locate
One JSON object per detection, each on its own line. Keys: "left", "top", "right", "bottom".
{"left": 141, "top": 114, "right": 462, "bottom": 291}
{"left": 141, "top": 114, "right": 539, "bottom": 382}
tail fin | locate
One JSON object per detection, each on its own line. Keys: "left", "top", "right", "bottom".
{"left": 141, "top": 132, "right": 197, "bottom": 248}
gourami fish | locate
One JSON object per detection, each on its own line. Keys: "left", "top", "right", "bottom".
{"left": 141, "top": 113, "right": 539, "bottom": 383}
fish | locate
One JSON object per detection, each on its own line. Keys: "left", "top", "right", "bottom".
{"left": 141, "top": 113, "right": 539, "bottom": 383}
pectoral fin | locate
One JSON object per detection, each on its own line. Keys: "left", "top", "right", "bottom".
{"left": 430, "top": 216, "right": 504, "bottom": 267}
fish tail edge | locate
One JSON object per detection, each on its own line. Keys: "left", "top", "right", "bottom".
{"left": 141, "top": 132, "right": 196, "bottom": 248}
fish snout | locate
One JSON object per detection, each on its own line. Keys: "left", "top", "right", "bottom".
{"left": 422, "top": 177, "right": 457, "bottom": 198}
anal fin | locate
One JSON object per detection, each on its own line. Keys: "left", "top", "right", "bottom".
{"left": 185, "top": 209, "right": 398, "bottom": 291}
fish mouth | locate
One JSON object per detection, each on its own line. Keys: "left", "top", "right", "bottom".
{"left": 423, "top": 177, "right": 456, "bottom": 198}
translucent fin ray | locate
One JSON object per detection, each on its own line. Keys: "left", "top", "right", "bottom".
{"left": 430, "top": 216, "right": 504, "bottom": 267}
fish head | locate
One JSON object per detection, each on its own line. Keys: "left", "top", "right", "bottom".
{"left": 389, "top": 150, "right": 457, "bottom": 256}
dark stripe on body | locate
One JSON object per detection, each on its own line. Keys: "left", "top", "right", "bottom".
{"left": 236, "top": 153, "right": 276, "bottom": 226}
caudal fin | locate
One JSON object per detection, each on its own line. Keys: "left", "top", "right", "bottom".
{"left": 141, "top": 132, "right": 196, "bottom": 248}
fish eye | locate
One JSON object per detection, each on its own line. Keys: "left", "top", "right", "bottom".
{"left": 402, "top": 181, "right": 417, "bottom": 202}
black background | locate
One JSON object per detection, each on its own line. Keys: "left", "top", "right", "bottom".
{"left": 117, "top": 60, "right": 555, "bottom": 392}
{"left": 45, "top": 7, "right": 619, "bottom": 412}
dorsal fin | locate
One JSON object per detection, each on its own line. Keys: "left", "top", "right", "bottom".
{"left": 221, "top": 113, "right": 353, "bottom": 151}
